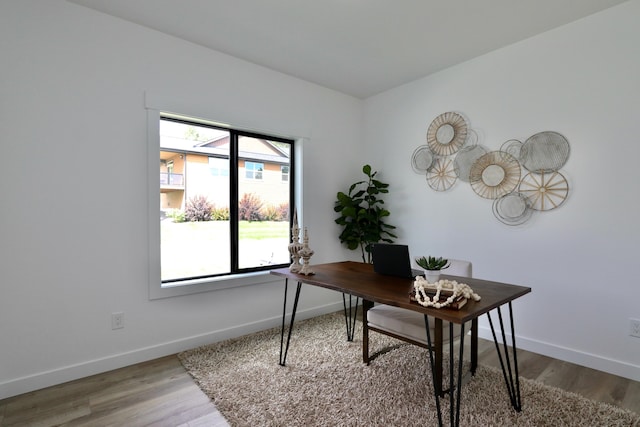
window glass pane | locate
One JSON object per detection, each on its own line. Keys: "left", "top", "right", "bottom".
{"left": 157, "top": 115, "right": 293, "bottom": 285}
{"left": 209, "top": 157, "right": 229, "bottom": 176}
{"left": 245, "top": 161, "right": 264, "bottom": 180}
{"left": 238, "top": 135, "right": 291, "bottom": 269}
{"left": 160, "top": 119, "right": 231, "bottom": 281}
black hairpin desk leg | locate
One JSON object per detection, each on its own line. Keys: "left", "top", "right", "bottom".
{"left": 279, "top": 279, "right": 302, "bottom": 366}
{"left": 487, "top": 302, "right": 522, "bottom": 411}
{"left": 342, "top": 293, "right": 359, "bottom": 341}
{"left": 424, "top": 315, "right": 466, "bottom": 427}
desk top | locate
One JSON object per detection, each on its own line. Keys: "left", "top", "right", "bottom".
{"left": 271, "top": 261, "right": 531, "bottom": 324}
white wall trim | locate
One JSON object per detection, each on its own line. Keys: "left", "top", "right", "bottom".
{"left": 477, "top": 327, "right": 640, "bottom": 382}
{"left": 144, "top": 91, "right": 311, "bottom": 141}
{"left": 0, "top": 302, "right": 343, "bottom": 400}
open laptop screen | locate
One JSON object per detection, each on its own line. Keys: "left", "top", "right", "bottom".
{"left": 371, "top": 243, "right": 421, "bottom": 279}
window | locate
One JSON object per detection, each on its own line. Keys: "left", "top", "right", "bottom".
{"left": 209, "top": 157, "right": 229, "bottom": 177}
{"left": 158, "top": 115, "right": 294, "bottom": 285}
{"left": 281, "top": 165, "right": 289, "bottom": 182}
{"left": 245, "top": 161, "right": 264, "bottom": 180}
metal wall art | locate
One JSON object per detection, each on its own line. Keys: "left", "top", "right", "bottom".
{"left": 411, "top": 145, "right": 434, "bottom": 174}
{"left": 492, "top": 192, "right": 533, "bottom": 226}
{"left": 469, "top": 151, "right": 521, "bottom": 199}
{"left": 426, "top": 112, "right": 468, "bottom": 156}
{"left": 519, "top": 171, "right": 569, "bottom": 211}
{"left": 426, "top": 157, "right": 457, "bottom": 191}
{"left": 412, "top": 111, "right": 571, "bottom": 225}
{"left": 453, "top": 145, "right": 487, "bottom": 182}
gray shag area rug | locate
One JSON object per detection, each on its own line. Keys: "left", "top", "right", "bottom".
{"left": 178, "top": 312, "right": 639, "bottom": 426}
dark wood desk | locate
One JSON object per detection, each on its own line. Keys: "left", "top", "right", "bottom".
{"left": 271, "top": 261, "right": 531, "bottom": 427}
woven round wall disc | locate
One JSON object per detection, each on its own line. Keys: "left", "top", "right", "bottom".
{"left": 426, "top": 112, "right": 468, "bottom": 156}
{"left": 469, "top": 151, "right": 521, "bottom": 199}
{"left": 519, "top": 171, "right": 569, "bottom": 211}
{"left": 426, "top": 157, "right": 457, "bottom": 191}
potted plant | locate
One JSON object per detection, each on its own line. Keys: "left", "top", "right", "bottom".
{"left": 416, "top": 256, "right": 450, "bottom": 283}
{"left": 334, "top": 164, "right": 397, "bottom": 263}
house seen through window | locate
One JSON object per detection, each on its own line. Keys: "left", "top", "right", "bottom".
{"left": 159, "top": 116, "right": 293, "bottom": 283}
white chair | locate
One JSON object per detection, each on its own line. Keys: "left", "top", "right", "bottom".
{"left": 363, "top": 259, "right": 473, "bottom": 364}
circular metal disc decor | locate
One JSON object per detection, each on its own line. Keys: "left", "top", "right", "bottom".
{"left": 500, "top": 139, "right": 523, "bottom": 160}
{"left": 469, "top": 151, "right": 521, "bottom": 199}
{"left": 426, "top": 157, "right": 457, "bottom": 191}
{"left": 519, "top": 171, "right": 569, "bottom": 211}
{"left": 466, "top": 128, "right": 479, "bottom": 146}
{"left": 520, "top": 131, "right": 570, "bottom": 173}
{"left": 416, "top": 115, "right": 572, "bottom": 225}
{"left": 492, "top": 192, "right": 533, "bottom": 226}
{"left": 453, "top": 144, "right": 488, "bottom": 182}
{"left": 426, "top": 112, "right": 468, "bottom": 156}
{"left": 411, "top": 145, "right": 434, "bottom": 174}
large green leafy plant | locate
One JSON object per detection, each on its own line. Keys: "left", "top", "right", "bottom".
{"left": 334, "top": 165, "right": 397, "bottom": 263}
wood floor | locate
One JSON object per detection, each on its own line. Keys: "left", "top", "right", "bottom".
{"left": 0, "top": 356, "right": 229, "bottom": 427}
{"left": 476, "top": 338, "right": 640, "bottom": 415}
{"left": 1, "top": 337, "right": 638, "bottom": 426}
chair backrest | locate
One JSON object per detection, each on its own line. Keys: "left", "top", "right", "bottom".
{"left": 446, "top": 259, "right": 472, "bottom": 278}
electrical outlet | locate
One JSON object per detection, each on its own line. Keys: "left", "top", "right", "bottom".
{"left": 111, "top": 312, "right": 124, "bottom": 330}
{"left": 630, "top": 318, "right": 640, "bottom": 338}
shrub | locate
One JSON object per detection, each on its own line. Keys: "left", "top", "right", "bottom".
{"left": 276, "top": 203, "right": 289, "bottom": 221}
{"left": 184, "top": 195, "right": 214, "bottom": 222}
{"left": 239, "top": 193, "right": 263, "bottom": 221}
{"left": 166, "top": 209, "right": 185, "bottom": 223}
{"left": 211, "top": 205, "right": 230, "bottom": 221}
{"left": 261, "top": 204, "right": 280, "bottom": 221}
{"left": 258, "top": 202, "right": 289, "bottom": 221}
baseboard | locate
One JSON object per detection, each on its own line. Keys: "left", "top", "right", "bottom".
{"left": 7, "top": 306, "right": 636, "bottom": 401}
{"left": 477, "top": 326, "right": 640, "bottom": 382}
{"left": 0, "top": 301, "right": 343, "bottom": 400}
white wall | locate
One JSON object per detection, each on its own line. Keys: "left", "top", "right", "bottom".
{"left": 364, "top": 1, "right": 640, "bottom": 380}
{"left": 0, "top": 0, "right": 360, "bottom": 399}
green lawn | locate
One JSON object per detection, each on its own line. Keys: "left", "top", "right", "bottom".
{"left": 238, "top": 220, "right": 289, "bottom": 239}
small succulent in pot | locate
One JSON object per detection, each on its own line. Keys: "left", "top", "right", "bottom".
{"left": 415, "top": 256, "right": 450, "bottom": 271}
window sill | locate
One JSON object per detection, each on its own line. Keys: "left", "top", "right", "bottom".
{"left": 149, "top": 270, "right": 283, "bottom": 300}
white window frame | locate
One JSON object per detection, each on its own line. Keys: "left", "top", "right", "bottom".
{"left": 146, "top": 107, "right": 305, "bottom": 300}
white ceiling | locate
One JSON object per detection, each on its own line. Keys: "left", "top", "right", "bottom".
{"left": 70, "top": 0, "right": 628, "bottom": 99}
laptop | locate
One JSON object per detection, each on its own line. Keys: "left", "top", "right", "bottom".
{"left": 371, "top": 243, "right": 422, "bottom": 279}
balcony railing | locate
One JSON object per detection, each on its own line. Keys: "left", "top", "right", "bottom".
{"left": 160, "top": 172, "right": 184, "bottom": 186}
